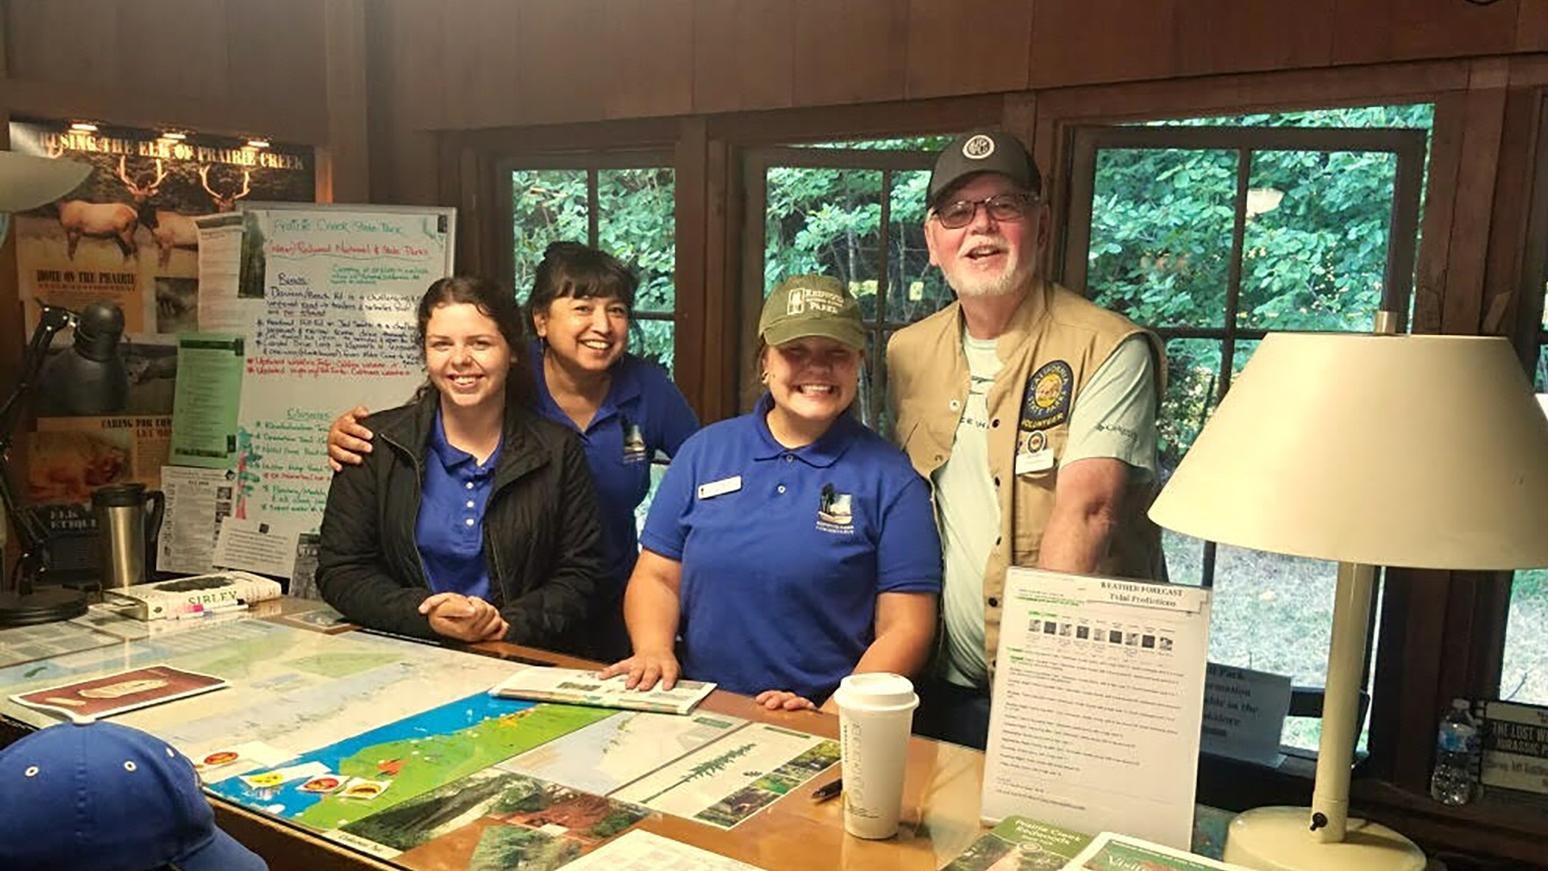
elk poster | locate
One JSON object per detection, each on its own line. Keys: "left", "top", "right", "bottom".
{"left": 9, "top": 119, "right": 314, "bottom": 337}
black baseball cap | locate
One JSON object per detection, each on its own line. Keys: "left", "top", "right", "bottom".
{"left": 928, "top": 130, "right": 1042, "bottom": 208}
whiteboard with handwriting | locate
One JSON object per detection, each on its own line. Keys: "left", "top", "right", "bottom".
{"left": 198, "top": 205, "right": 455, "bottom": 541}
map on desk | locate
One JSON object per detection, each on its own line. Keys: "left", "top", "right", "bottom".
{"left": 0, "top": 617, "right": 842, "bottom": 868}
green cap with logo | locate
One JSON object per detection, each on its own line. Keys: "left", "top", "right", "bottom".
{"left": 759, "top": 274, "right": 866, "bottom": 350}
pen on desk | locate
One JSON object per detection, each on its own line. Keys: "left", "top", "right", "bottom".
{"left": 810, "top": 777, "right": 842, "bottom": 803}
{"left": 171, "top": 601, "right": 249, "bottom": 620}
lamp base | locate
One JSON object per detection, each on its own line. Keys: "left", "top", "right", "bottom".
{"left": 0, "top": 587, "right": 88, "bottom": 628}
{"left": 1223, "top": 807, "right": 1425, "bottom": 871}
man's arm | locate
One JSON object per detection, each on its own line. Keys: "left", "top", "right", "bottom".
{"left": 1038, "top": 334, "right": 1159, "bottom": 573}
{"left": 1038, "top": 457, "right": 1128, "bottom": 573}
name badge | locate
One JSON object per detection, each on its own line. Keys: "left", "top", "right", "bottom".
{"left": 1016, "top": 449, "right": 1055, "bottom": 476}
{"left": 696, "top": 476, "right": 742, "bottom": 500}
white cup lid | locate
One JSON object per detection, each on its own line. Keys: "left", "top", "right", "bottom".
{"left": 834, "top": 673, "right": 917, "bottom": 710}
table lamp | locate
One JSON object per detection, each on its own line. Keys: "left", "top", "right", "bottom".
{"left": 1149, "top": 327, "right": 1548, "bottom": 871}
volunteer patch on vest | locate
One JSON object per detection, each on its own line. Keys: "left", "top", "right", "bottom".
{"left": 1020, "top": 360, "right": 1073, "bottom": 431}
{"left": 817, "top": 484, "right": 854, "bottom": 534}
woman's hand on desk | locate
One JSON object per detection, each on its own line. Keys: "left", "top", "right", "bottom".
{"left": 327, "top": 405, "right": 375, "bottom": 472}
{"left": 420, "top": 593, "right": 508, "bottom": 642}
{"left": 755, "top": 690, "right": 820, "bottom": 712}
{"left": 600, "top": 650, "right": 680, "bottom": 692}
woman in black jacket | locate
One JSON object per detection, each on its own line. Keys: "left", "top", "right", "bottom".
{"left": 317, "top": 276, "right": 603, "bottom": 651}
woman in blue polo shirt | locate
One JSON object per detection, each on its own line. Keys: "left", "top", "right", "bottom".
{"left": 602, "top": 275, "right": 941, "bottom": 711}
{"left": 327, "top": 244, "right": 697, "bottom": 658}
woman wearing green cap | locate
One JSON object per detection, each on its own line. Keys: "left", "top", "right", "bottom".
{"left": 601, "top": 275, "right": 942, "bottom": 712}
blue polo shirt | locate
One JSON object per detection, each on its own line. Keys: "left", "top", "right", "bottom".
{"left": 640, "top": 394, "right": 942, "bottom": 702}
{"left": 531, "top": 344, "right": 698, "bottom": 593}
{"left": 415, "top": 409, "right": 501, "bottom": 601}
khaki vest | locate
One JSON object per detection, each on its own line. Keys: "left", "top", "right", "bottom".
{"left": 886, "top": 280, "right": 1167, "bottom": 678}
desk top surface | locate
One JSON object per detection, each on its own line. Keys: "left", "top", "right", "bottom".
{"left": 0, "top": 599, "right": 988, "bottom": 870}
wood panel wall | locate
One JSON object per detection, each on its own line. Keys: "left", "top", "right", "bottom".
{"left": 0, "top": 0, "right": 370, "bottom": 396}
{"left": 370, "top": 0, "right": 1544, "bottom": 132}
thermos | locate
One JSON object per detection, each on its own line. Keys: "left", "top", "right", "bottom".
{"left": 92, "top": 483, "right": 165, "bottom": 589}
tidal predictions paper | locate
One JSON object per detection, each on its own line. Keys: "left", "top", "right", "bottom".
{"left": 981, "top": 568, "right": 1211, "bottom": 849}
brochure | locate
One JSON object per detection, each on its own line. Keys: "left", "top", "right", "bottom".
{"left": 942, "top": 818, "right": 1249, "bottom": 871}
{"left": 943, "top": 815, "right": 1095, "bottom": 870}
{"left": 10, "top": 664, "right": 228, "bottom": 722}
{"left": 490, "top": 665, "right": 716, "bottom": 715}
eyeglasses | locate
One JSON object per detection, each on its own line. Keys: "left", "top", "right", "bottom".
{"left": 930, "top": 193, "right": 1039, "bottom": 229}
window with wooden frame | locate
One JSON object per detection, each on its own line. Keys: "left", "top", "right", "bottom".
{"left": 498, "top": 152, "right": 678, "bottom": 376}
{"left": 1061, "top": 108, "right": 1432, "bottom": 753}
{"left": 739, "top": 137, "right": 954, "bottom": 433}
{"left": 1502, "top": 94, "right": 1548, "bottom": 708}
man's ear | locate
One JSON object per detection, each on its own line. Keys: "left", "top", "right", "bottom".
{"left": 923, "top": 219, "right": 943, "bottom": 268}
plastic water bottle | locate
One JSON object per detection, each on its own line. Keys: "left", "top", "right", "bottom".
{"left": 1429, "top": 698, "right": 1479, "bottom": 806}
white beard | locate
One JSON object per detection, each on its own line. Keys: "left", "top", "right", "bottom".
{"left": 944, "top": 251, "right": 1031, "bottom": 299}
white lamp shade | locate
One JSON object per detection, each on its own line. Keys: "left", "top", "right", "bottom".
{"left": 0, "top": 150, "right": 91, "bottom": 212}
{"left": 1150, "top": 332, "right": 1548, "bottom": 570}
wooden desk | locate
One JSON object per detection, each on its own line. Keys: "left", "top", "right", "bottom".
{"left": 0, "top": 602, "right": 986, "bottom": 871}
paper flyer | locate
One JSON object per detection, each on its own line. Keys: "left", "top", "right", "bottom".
{"left": 158, "top": 465, "right": 235, "bottom": 574}
{"left": 981, "top": 568, "right": 1212, "bottom": 849}
{"left": 170, "top": 333, "right": 244, "bottom": 467}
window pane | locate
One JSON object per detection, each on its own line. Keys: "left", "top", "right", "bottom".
{"left": 599, "top": 167, "right": 676, "bottom": 313}
{"left": 1536, "top": 342, "right": 1547, "bottom": 392}
{"left": 1159, "top": 337, "right": 1224, "bottom": 475}
{"left": 631, "top": 318, "right": 675, "bottom": 377}
{"left": 511, "top": 169, "right": 589, "bottom": 304}
{"left": 764, "top": 167, "right": 883, "bottom": 320}
{"left": 1209, "top": 546, "right": 1351, "bottom": 751}
{"left": 887, "top": 169, "right": 955, "bottom": 325}
{"left": 1163, "top": 530, "right": 1207, "bottom": 587}
{"left": 1239, "top": 151, "right": 1395, "bottom": 331}
{"left": 1231, "top": 338, "right": 1258, "bottom": 384}
{"left": 1088, "top": 148, "right": 1238, "bottom": 329}
{"left": 1503, "top": 569, "right": 1548, "bottom": 705}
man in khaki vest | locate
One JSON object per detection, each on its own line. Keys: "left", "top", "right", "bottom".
{"left": 888, "top": 130, "right": 1167, "bottom": 749}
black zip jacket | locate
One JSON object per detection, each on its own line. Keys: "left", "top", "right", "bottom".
{"left": 317, "top": 391, "right": 603, "bottom": 652}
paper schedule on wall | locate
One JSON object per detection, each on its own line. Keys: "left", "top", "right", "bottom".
{"left": 196, "top": 205, "right": 455, "bottom": 547}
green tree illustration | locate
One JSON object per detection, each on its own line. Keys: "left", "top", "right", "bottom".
{"left": 641, "top": 743, "right": 755, "bottom": 804}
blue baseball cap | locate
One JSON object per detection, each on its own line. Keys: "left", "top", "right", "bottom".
{"left": 0, "top": 721, "right": 267, "bottom": 871}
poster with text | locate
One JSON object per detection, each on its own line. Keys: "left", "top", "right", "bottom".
{"left": 9, "top": 119, "right": 313, "bottom": 338}
{"left": 200, "top": 206, "right": 455, "bottom": 537}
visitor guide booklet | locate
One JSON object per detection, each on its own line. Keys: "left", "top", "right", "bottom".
{"left": 490, "top": 665, "right": 716, "bottom": 715}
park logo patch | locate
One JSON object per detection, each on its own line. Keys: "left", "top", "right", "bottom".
{"left": 816, "top": 484, "right": 854, "bottom": 535}
{"left": 962, "top": 134, "right": 996, "bottom": 160}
